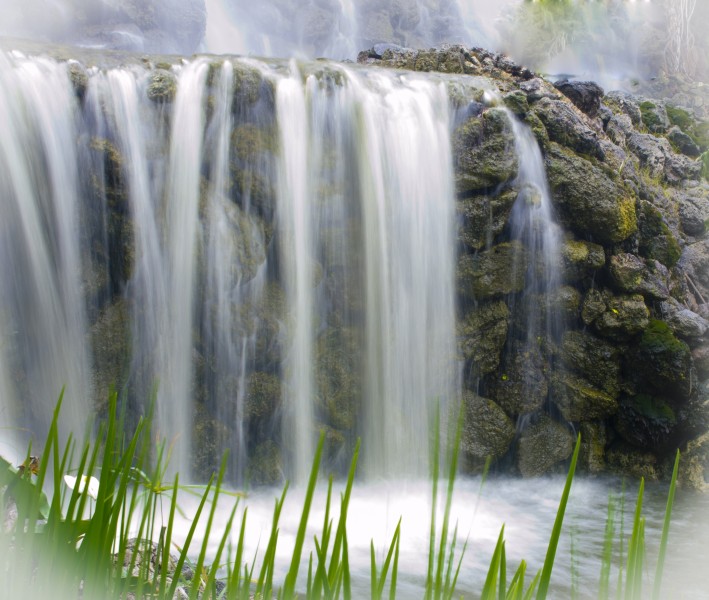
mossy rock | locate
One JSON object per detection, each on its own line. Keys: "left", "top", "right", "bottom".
{"left": 582, "top": 290, "right": 649, "bottom": 341}
{"left": 245, "top": 372, "right": 281, "bottom": 420}
{"left": 315, "top": 327, "right": 362, "bottom": 431}
{"left": 191, "top": 404, "right": 231, "bottom": 480}
{"left": 90, "top": 299, "right": 130, "bottom": 409}
{"left": 247, "top": 440, "right": 282, "bottom": 486}
{"left": 147, "top": 69, "right": 177, "bottom": 103}
{"left": 67, "top": 62, "right": 88, "bottom": 99}
{"left": 503, "top": 90, "right": 529, "bottom": 116}
{"left": 458, "top": 301, "right": 510, "bottom": 378}
{"left": 545, "top": 143, "right": 637, "bottom": 244}
{"left": 560, "top": 239, "right": 605, "bottom": 282}
{"left": 461, "top": 392, "right": 515, "bottom": 468}
{"left": 550, "top": 370, "right": 619, "bottom": 422}
{"left": 627, "top": 319, "right": 694, "bottom": 399}
{"left": 489, "top": 347, "right": 548, "bottom": 416}
{"left": 452, "top": 108, "right": 518, "bottom": 194}
{"left": 608, "top": 253, "right": 670, "bottom": 300}
{"left": 457, "top": 241, "right": 528, "bottom": 301}
{"left": 639, "top": 100, "right": 670, "bottom": 134}
{"left": 614, "top": 393, "right": 677, "bottom": 452}
{"left": 233, "top": 62, "right": 267, "bottom": 106}
{"left": 457, "top": 189, "right": 517, "bottom": 251}
{"left": 579, "top": 421, "right": 607, "bottom": 474}
{"left": 533, "top": 97, "right": 604, "bottom": 159}
{"left": 605, "top": 442, "right": 659, "bottom": 481}
{"left": 636, "top": 201, "right": 682, "bottom": 268}
{"left": 549, "top": 286, "right": 582, "bottom": 323}
{"left": 559, "top": 330, "right": 621, "bottom": 397}
{"left": 517, "top": 415, "right": 574, "bottom": 478}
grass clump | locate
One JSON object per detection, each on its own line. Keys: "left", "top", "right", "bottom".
{"left": 1, "top": 393, "right": 684, "bottom": 599}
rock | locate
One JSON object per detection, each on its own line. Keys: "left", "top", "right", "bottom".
{"left": 639, "top": 99, "right": 670, "bottom": 133}
{"left": 245, "top": 372, "right": 281, "bottom": 420}
{"left": 579, "top": 421, "right": 607, "bottom": 474}
{"left": 605, "top": 112, "right": 634, "bottom": 147}
{"left": 678, "top": 241, "right": 709, "bottom": 304}
{"left": 533, "top": 97, "right": 604, "bottom": 160}
{"left": 458, "top": 301, "right": 509, "bottom": 378}
{"left": 605, "top": 91, "right": 642, "bottom": 126}
{"left": 489, "top": 347, "right": 548, "bottom": 416}
{"left": 461, "top": 392, "right": 515, "bottom": 465}
{"left": 560, "top": 239, "right": 605, "bottom": 282}
{"left": 550, "top": 285, "right": 582, "bottom": 322}
{"left": 553, "top": 80, "right": 604, "bottom": 118}
{"left": 147, "top": 68, "right": 177, "bottom": 103}
{"left": 457, "top": 242, "right": 528, "bottom": 301}
{"left": 247, "top": 440, "right": 282, "bottom": 486}
{"left": 627, "top": 132, "right": 670, "bottom": 179}
{"left": 614, "top": 394, "right": 678, "bottom": 452}
{"left": 626, "top": 319, "right": 695, "bottom": 400}
{"left": 606, "top": 442, "right": 659, "bottom": 480}
{"left": 545, "top": 143, "right": 637, "bottom": 244}
{"left": 609, "top": 253, "right": 671, "bottom": 300}
{"left": 519, "top": 77, "right": 557, "bottom": 103}
{"left": 668, "top": 125, "right": 701, "bottom": 157}
{"left": 636, "top": 201, "right": 682, "bottom": 268}
{"left": 457, "top": 189, "right": 517, "bottom": 251}
{"left": 503, "top": 90, "right": 529, "bottom": 117}
{"left": 582, "top": 290, "right": 650, "bottom": 341}
{"left": 559, "top": 330, "right": 621, "bottom": 397}
{"left": 517, "top": 416, "right": 574, "bottom": 477}
{"left": 551, "top": 370, "right": 618, "bottom": 422}
{"left": 452, "top": 108, "right": 518, "bottom": 193}
{"left": 659, "top": 298, "right": 709, "bottom": 339}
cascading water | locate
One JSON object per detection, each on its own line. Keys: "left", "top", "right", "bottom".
{"left": 0, "top": 53, "right": 92, "bottom": 447}
{"left": 0, "top": 49, "right": 460, "bottom": 482}
{"left": 505, "top": 109, "right": 564, "bottom": 415}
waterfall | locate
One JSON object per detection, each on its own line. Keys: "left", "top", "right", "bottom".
{"left": 505, "top": 109, "right": 564, "bottom": 414}
{"left": 0, "top": 49, "right": 460, "bottom": 483}
{"left": 0, "top": 52, "right": 92, "bottom": 449}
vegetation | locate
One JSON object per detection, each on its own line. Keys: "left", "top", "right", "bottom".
{"left": 0, "top": 393, "right": 682, "bottom": 599}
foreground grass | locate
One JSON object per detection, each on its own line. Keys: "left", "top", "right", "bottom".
{"left": 0, "top": 393, "right": 680, "bottom": 599}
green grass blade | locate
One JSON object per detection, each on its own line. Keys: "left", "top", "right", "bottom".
{"left": 481, "top": 526, "right": 505, "bottom": 600}
{"left": 624, "top": 478, "right": 645, "bottom": 600}
{"left": 598, "top": 493, "right": 616, "bottom": 600}
{"left": 535, "top": 433, "right": 581, "bottom": 600}
{"left": 282, "top": 430, "right": 325, "bottom": 599}
{"left": 652, "top": 449, "right": 679, "bottom": 600}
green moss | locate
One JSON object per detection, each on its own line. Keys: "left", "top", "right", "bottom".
{"left": 637, "top": 202, "right": 681, "bottom": 267}
{"left": 701, "top": 150, "right": 709, "bottom": 181}
{"left": 640, "top": 319, "right": 686, "bottom": 355}
{"left": 666, "top": 104, "right": 694, "bottom": 130}
{"left": 146, "top": 69, "right": 177, "bottom": 103}
{"left": 632, "top": 394, "right": 676, "bottom": 423}
{"left": 245, "top": 372, "right": 281, "bottom": 420}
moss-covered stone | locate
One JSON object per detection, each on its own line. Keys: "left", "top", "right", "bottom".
{"left": 614, "top": 394, "right": 677, "bottom": 451}
{"left": 489, "top": 347, "right": 548, "bottom": 416}
{"left": 579, "top": 421, "right": 607, "bottom": 474}
{"left": 457, "top": 189, "right": 517, "bottom": 251}
{"left": 67, "top": 62, "right": 88, "bottom": 100}
{"left": 560, "top": 239, "right": 605, "bottom": 282}
{"left": 517, "top": 415, "right": 574, "bottom": 477}
{"left": 457, "top": 241, "right": 528, "bottom": 301}
{"left": 233, "top": 62, "right": 266, "bottom": 106}
{"left": 606, "top": 442, "right": 659, "bottom": 481}
{"left": 90, "top": 299, "right": 130, "bottom": 409}
{"left": 627, "top": 319, "right": 694, "bottom": 399}
{"left": 461, "top": 392, "right": 515, "bottom": 468}
{"left": 316, "top": 327, "right": 362, "bottom": 431}
{"left": 550, "top": 286, "right": 582, "bottom": 323}
{"left": 503, "top": 90, "right": 529, "bottom": 116}
{"left": 452, "top": 108, "right": 518, "bottom": 194}
{"left": 147, "top": 69, "right": 177, "bottom": 103}
{"left": 559, "top": 330, "right": 621, "bottom": 397}
{"left": 582, "top": 290, "right": 650, "bottom": 341}
{"left": 550, "top": 370, "right": 619, "bottom": 422}
{"left": 247, "top": 440, "right": 282, "bottom": 485}
{"left": 636, "top": 201, "right": 682, "bottom": 268}
{"left": 545, "top": 143, "right": 637, "bottom": 244}
{"left": 639, "top": 100, "right": 670, "bottom": 133}
{"left": 245, "top": 372, "right": 281, "bottom": 420}
{"left": 533, "top": 97, "right": 604, "bottom": 159}
{"left": 458, "top": 301, "right": 510, "bottom": 378}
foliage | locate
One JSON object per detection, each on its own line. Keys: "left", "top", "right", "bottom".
{"left": 0, "top": 394, "right": 683, "bottom": 599}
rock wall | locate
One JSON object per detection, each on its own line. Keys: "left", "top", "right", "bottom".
{"left": 362, "top": 45, "right": 709, "bottom": 487}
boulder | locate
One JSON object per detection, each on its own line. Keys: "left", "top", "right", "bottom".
{"left": 614, "top": 394, "right": 678, "bottom": 452}
{"left": 626, "top": 319, "right": 695, "bottom": 400}
{"left": 553, "top": 80, "right": 604, "bottom": 118}
{"left": 559, "top": 239, "right": 605, "bottom": 282}
{"left": 604, "top": 91, "right": 642, "bottom": 126}
{"left": 559, "top": 330, "right": 621, "bottom": 397}
{"left": 545, "top": 143, "right": 637, "bottom": 244}
{"left": 532, "top": 97, "right": 604, "bottom": 160}
{"left": 458, "top": 301, "right": 510, "bottom": 378}
{"left": 606, "top": 442, "right": 659, "bottom": 480}
{"left": 452, "top": 108, "right": 518, "bottom": 193}
{"left": 489, "top": 347, "right": 548, "bottom": 416}
{"left": 550, "top": 371, "right": 619, "bottom": 422}
{"left": 636, "top": 201, "right": 682, "bottom": 268}
{"left": 608, "top": 253, "right": 671, "bottom": 300}
{"left": 457, "top": 242, "right": 528, "bottom": 301}
{"left": 639, "top": 99, "right": 670, "bottom": 133}
{"left": 668, "top": 126, "right": 701, "bottom": 157}
{"left": 461, "top": 392, "right": 515, "bottom": 465}
{"left": 582, "top": 290, "right": 650, "bottom": 341}
{"left": 517, "top": 416, "right": 574, "bottom": 477}
{"left": 579, "top": 421, "right": 607, "bottom": 474}
{"left": 659, "top": 298, "right": 709, "bottom": 339}
{"left": 457, "top": 189, "right": 517, "bottom": 251}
